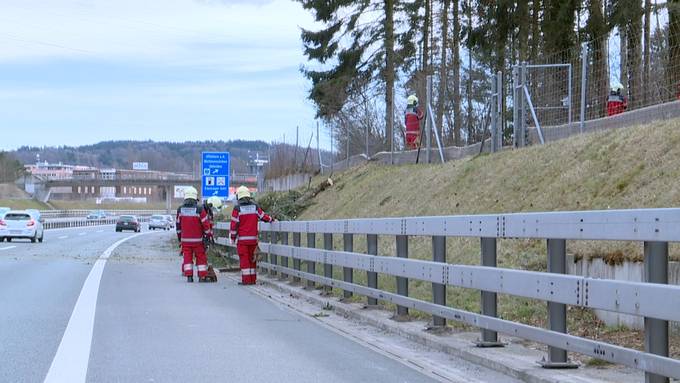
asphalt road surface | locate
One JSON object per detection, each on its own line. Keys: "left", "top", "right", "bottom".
{"left": 0, "top": 225, "right": 447, "bottom": 383}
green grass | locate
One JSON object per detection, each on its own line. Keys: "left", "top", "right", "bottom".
{"left": 0, "top": 199, "right": 50, "bottom": 210}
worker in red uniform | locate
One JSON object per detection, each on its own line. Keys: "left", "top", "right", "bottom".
{"left": 230, "top": 186, "right": 274, "bottom": 285}
{"left": 405, "top": 95, "right": 424, "bottom": 150}
{"left": 176, "top": 186, "right": 211, "bottom": 283}
{"left": 202, "top": 196, "right": 223, "bottom": 247}
{"left": 607, "top": 81, "right": 627, "bottom": 117}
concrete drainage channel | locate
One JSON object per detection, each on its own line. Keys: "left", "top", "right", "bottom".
{"left": 214, "top": 266, "right": 644, "bottom": 383}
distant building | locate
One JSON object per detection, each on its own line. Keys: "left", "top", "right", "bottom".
{"left": 25, "top": 161, "right": 94, "bottom": 181}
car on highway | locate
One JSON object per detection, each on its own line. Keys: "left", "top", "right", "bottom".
{"left": 148, "top": 215, "right": 171, "bottom": 230}
{"left": 86, "top": 211, "right": 107, "bottom": 220}
{"left": 0, "top": 210, "right": 44, "bottom": 243}
{"left": 163, "top": 215, "right": 175, "bottom": 228}
{"left": 115, "top": 215, "right": 141, "bottom": 232}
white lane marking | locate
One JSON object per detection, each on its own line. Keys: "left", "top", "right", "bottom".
{"left": 0, "top": 246, "right": 16, "bottom": 251}
{"left": 96, "top": 230, "right": 104, "bottom": 233}
{"left": 43, "top": 232, "right": 149, "bottom": 383}
{"left": 58, "top": 236, "right": 68, "bottom": 240}
{"left": 78, "top": 233, "right": 86, "bottom": 236}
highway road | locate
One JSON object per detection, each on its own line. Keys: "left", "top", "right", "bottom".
{"left": 0, "top": 224, "right": 446, "bottom": 383}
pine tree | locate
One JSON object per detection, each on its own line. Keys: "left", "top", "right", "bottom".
{"left": 298, "top": 1, "right": 413, "bottom": 150}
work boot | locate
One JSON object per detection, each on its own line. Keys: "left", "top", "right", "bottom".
{"left": 187, "top": 275, "right": 194, "bottom": 283}
{"left": 198, "top": 277, "right": 209, "bottom": 283}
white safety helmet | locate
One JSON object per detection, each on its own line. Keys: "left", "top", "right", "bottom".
{"left": 184, "top": 186, "right": 198, "bottom": 200}
{"left": 611, "top": 81, "right": 624, "bottom": 93}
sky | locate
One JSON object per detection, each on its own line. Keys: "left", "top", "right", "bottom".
{"left": 0, "top": 0, "right": 324, "bottom": 151}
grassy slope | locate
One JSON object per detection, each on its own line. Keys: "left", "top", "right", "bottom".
{"left": 288, "top": 118, "right": 680, "bottom": 357}
{"left": 0, "top": 199, "right": 50, "bottom": 210}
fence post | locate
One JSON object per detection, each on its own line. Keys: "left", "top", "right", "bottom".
{"left": 512, "top": 64, "right": 520, "bottom": 148}
{"left": 293, "top": 232, "right": 301, "bottom": 283}
{"left": 644, "top": 241, "right": 670, "bottom": 383}
{"left": 367, "top": 234, "right": 379, "bottom": 306}
{"left": 395, "top": 235, "right": 409, "bottom": 317}
{"left": 323, "top": 233, "right": 333, "bottom": 295}
{"left": 432, "top": 236, "right": 446, "bottom": 327}
{"left": 426, "top": 76, "right": 433, "bottom": 164}
{"left": 520, "top": 61, "right": 528, "bottom": 147}
{"left": 306, "top": 233, "right": 316, "bottom": 289}
{"left": 491, "top": 73, "right": 498, "bottom": 153}
{"left": 496, "top": 71, "right": 503, "bottom": 150}
{"left": 343, "top": 233, "right": 354, "bottom": 299}
{"left": 540, "top": 238, "right": 577, "bottom": 368}
{"left": 477, "top": 237, "right": 504, "bottom": 347}
{"left": 270, "top": 231, "right": 278, "bottom": 277}
{"left": 579, "top": 44, "right": 589, "bottom": 134}
{"left": 280, "top": 231, "right": 288, "bottom": 280}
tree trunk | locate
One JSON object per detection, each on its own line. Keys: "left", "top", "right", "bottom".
{"left": 668, "top": 0, "right": 680, "bottom": 101}
{"left": 436, "top": 0, "right": 450, "bottom": 145}
{"left": 384, "top": 0, "right": 395, "bottom": 151}
{"left": 587, "top": 0, "right": 609, "bottom": 118}
{"left": 466, "top": 0, "right": 473, "bottom": 144}
{"left": 643, "top": 0, "right": 651, "bottom": 105}
{"left": 620, "top": 28, "right": 628, "bottom": 90}
{"left": 627, "top": 13, "right": 643, "bottom": 109}
{"left": 517, "top": 0, "right": 530, "bottom": 62}
{"left": 451, "top": 0, "right": 462, "bottom": 146}
{"left": 530, "top": 0, "right": 542, "bottom": 62}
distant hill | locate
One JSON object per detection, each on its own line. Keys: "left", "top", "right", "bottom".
{"left": 11, "top": 140, "right": 270, "bottom": 174}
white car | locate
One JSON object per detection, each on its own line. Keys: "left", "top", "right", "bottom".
{"left": 149, "top": 215, "right": 171, "bottom": 230}
{"left": 0, "top": 210, "right": 45, "bottom": 243}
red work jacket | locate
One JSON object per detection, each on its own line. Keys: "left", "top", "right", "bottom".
{"left": 230, "top": 201, "right": 272, "bottom": 245}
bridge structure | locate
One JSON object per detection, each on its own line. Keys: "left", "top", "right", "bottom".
{"left": 42, "top": 174, "right": 258, "bottom": 211}
{"left": 215, "top": 208, "right": 680, "bottom": 383}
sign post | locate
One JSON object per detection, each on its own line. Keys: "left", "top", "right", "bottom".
{"left": 201, "top": 152, "right": 230, "bottom": 199}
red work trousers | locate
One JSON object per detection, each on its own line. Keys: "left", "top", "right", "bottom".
{"left": 182, "top": 243, "right": 208, "bottom": 278}
{"left": 237, "top": 243, "right": 258, "bottom": 285}
{"left": 405, "top": 131, "right": 420, "bottom": 149}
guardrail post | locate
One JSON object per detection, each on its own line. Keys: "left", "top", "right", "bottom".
{"left": 644, "top": 241, "right": 669, "bottom": 383}
{"left": 432, "top": 236, "right": 446, "bottom": 327}
{"left": 343, "top": 233, "right": 353, "bottom": 299}
{"left": 306, "top": 233, "right": 316, "bottom": 288}
{"left": 366, "top": 234, "right": 378, "bottom": 306}
{"left": 540, "top": 238, "right": 577, "bottom": 368}
{"left": 280, "top": 231, "right": 288, "bottom": 279}
{"left": 270, "top": 231, "right": 278, "bottom": 277}
{"left": 395, "top": 235, "right": 409, "bottom": 317}
{"left": 323, "top": 233, "right": 333, "bottom": 294}
{"left": 477, "top": 237, "right": 504, "bottom": 347}
{"left": 293, "top": 232, "right": 301, "bottom": 284}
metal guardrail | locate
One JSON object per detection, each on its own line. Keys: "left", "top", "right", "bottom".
{"left": 215, "top": 208, "right": 680, "bottom": 382}
{"left": 39, "top": 210, "right": 166, "bottom": 219}
{"left": 43, "top": 217, "right": 151, "bottom": 230}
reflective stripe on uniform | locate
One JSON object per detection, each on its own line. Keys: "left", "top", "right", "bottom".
{"left": 241, "top": 268, "right": 256, "bottom": 276}
{"left": 238, "top": 211, "right": 258, "bottom": 216}
{"left": 183, "top": 264, "right": 193, "bottom": 271}
{"left": 181, "top": 238, "right": 203, "bottom": 243}
{"left": 231, "top": 217, "right": 239, "bottom": 222}
{"left": 238, "top": 236, "right": 258, "bottom": 241}
{"left": 201, "top": 216, "right": 208, "bottom": 223}
{"left": 405, "top": 131, "right": 419, "bottom": 136}
{"left": 197, "top": 265, "right": 208, "bottom": 271}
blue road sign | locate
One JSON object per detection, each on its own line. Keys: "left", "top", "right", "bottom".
{"left": 201, "top": 152, "right": 230, "bottom": 198}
